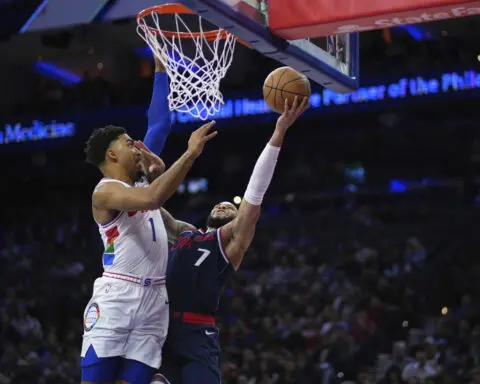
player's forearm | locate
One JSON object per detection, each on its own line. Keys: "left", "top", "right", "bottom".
{"left": 176, "top": 220, "right": 196, "bottom": 233}
{"left": 234, "top": 202, "right": 260, "bottom": 244}
{"left": 160, "top": 208, "right": 195, "bottom": 237}
{"left": 224, "top": 201, "right": 260, "bottom": 270}
{"left": 243, "top": 125, "right": 287, "bottom": 207}
{"left": 243, "top": 142, "right": 280, "bottom": 206}
{"left": 227, "top": 140, "right": 280, "bottom": 265}
{"left": 145, "top": 71, "right": 171, "bottom": 155}
{"left": 148, "top": 150, "right": 197, "bottom": 207}
{"left": 269, "top": 128, "right": 287, "bottom": 148}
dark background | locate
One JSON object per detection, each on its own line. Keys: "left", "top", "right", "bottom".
{"left": 0, "top": 3, "right": 480, "bottom": 384}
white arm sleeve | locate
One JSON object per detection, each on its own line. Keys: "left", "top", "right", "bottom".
{"left": 243, "top": 143, "right": 281, "bottom": 206}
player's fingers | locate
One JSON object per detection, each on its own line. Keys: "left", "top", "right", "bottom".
{"left": 136, "top": 144, "right": 147, "bottom": 156}
{"left": 299, "top": 96, "right": 309, "bottom": 110}
{"left": 195, "top": 123, "right": 207, "bottom": 132}
{"left": 200, "top": 120, "right": 216, "bottom": 134}
{"left": 160, "top": 46, "right": 168, "bottom": 59}
{"left": 198, "top": 120, "right": 215, "bottom": 131}
{"left": 138, "top": 140, "right": 151, "bottom": 152}
{"left": 297, "top": 97, "right": 310, "bottom": 115}
{"left": 136, "top": 141, "right": 150, "bottom": 153}
{"left": 140, "top": 148, "right": 153, "bottom": 159}
{"left": 283, "top": 98, "right": 289, "bottom": 115}
{"left": 149, "top": 164, "right": 161, "bottom": 174}
{"left": 203, "top": 130, "right": 218, "bottom": 141}
{"left": 290, "top": 96, "right": 299, "bottom": 113}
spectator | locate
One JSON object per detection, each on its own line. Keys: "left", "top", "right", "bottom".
{"left": 377, "top": 341, "right": 415, "bottom": 379}
{"left": 402, "top": 347, "right": 439, "bottom": 382}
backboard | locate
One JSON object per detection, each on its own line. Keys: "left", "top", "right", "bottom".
{"left": 175, "top": 0, "right": 360, "bottom": 93}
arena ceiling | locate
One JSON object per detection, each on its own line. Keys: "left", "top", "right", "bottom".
{"left": 0, "top": 10, "right": 478, "bottom": 84}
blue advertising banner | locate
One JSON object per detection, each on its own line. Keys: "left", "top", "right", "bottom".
{"left": 171, "top": 69, "right": 480, "bottom": 124}
{"left": 0, "top": 120, "right": 76, "bottom": 144}
{"left": 1, "top": 68, "right": 479, "bottom": 151}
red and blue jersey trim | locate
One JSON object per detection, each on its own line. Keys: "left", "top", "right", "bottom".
{"left": 217, "top": 227, "right": 233, "bottom": 267}
{"left": 100, "top": 212, "right": 123, "bottom": 228}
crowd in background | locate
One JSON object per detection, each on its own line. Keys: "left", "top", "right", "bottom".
{"left": 218, "top": 191, "right": 480, "bottom": 384}
{"left": 0, "top": 178, "right": 480, "bottom": 383}
{"left": 0, "top": 14, "right": 480, "bottom": 384}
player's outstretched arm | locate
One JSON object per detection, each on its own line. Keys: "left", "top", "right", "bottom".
{"left": 144, "top": 56, "right": 171, "bottom": 155}
{"left": 93, "top": 121, "right": 217, "bottom": 212}
{"left": 221, "top": 97, "right": 309, "bottom": 270}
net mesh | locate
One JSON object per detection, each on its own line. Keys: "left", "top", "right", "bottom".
{"left": 137, "top": 10, "right": 236, "bottom": 120}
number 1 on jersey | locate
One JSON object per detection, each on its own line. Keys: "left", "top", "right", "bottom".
{"left": 148, "top": 218, "right": 156, "bottom": 242}
{"left": 195, "top": 248, "right": 211, "bottom": 267}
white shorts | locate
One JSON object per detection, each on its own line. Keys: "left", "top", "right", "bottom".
{"left": 81, "top": 272, "right": 169, "bottom": 369}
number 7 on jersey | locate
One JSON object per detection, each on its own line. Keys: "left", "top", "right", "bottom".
{"left": 195, "top": 248, "right": 211, "bottom": 267}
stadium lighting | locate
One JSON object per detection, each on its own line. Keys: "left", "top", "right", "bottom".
{"left": 233, "top": 196, "right": 242, "bottom": 205}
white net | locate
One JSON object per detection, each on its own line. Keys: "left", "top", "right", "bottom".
{"left": 137, "top": 10, "right": 237, "bottom": 120}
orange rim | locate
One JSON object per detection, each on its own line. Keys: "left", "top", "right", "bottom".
{"left": 137, "top": 3, "right": 231, "bottom": 42}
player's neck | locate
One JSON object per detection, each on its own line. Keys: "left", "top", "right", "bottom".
{"left": 102, "top": 166, "right": 134, "bottom": 186}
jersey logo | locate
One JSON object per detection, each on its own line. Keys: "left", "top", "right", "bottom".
{"left": 103, "top": 226, "right": 118, "bottom": 266}
{"left": 142, "top": 278, "right": 152, "bottom": 287}
{"left": 84, "top": 303, "right": 100, "bottom": 332}
{"left": 171, "top": 232, "right": 215, "bottom": 251}
{"left": 205, "top": 330, "right": 216, "bottom": 336}
{"left": 105, "top": 226, "right": 119, "bottom": 244}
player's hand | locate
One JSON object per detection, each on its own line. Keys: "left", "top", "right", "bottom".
{"left": 134, "top": 140, "right": 166, "bottom": 175}
{"left": 187, "top": 121, "right": 217, "bottom": 159}
{"left": 154, "top": 47, "right": 167, "bottom": 72}
{"left": 154, "top": 55, "right": 166, "bottom": 73}
{"left": 275, "top": 96, "right": 309, "bottom": 134}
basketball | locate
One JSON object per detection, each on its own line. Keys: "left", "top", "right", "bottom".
{"left": 263, "top": 66, "right": 311, "bottom": 114}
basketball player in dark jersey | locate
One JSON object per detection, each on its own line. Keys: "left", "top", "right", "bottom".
{"left": 146, "top": 96, "right": 309, "bottom": 384}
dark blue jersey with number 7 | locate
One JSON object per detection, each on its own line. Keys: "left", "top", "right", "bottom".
{"left": 166, "top": 228, "right": 234, "bottom": 315}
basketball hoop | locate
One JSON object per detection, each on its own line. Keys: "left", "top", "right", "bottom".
{"left": 136, "top": 4, "right": 237, "bottom": 120}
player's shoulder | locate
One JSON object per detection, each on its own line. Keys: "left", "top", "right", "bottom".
{"left": 94, "top": 178, "right": 131, "bottom": 193}
{"left": 92, "top": 179, "right": 126, "bottom": 208}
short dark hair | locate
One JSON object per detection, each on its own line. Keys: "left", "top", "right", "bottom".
{"left": 85, "top": 125, "right": 126, "bottom": 166}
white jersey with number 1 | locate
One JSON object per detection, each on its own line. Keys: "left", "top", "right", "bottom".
{"left": 81, "top": 177, "right": 170, "bottom": 369}
{"left": 95, "top": 177, "right": 168, "bottom": 277}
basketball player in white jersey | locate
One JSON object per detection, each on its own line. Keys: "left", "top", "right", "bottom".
{"left": 80, "top": 121, "right": 217, "bottom": 384}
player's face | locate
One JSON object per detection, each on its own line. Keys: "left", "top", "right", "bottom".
{"left": 111, "top": 134, "right": 143, "bottom": 181}
{"left": 206, "top": 202, "right": 238, "bottom": 229}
